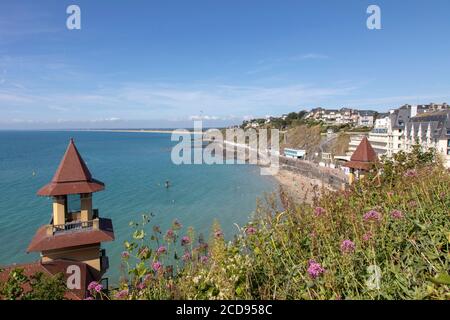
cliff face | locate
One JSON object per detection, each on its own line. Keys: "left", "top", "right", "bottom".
{"left": 281, "top": 125, "right": 350, "bottom": 160}
{"left": 328, "top": 133, "right": 350, "bottom": 156}
{"left": 282, "top": 125, "right": 322, "bottom": 156}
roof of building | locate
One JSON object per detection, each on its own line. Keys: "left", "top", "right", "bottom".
{"left": 27, "top": 218, "right": 114, "bottom": 252}
{"left": 358, "top": 110, "right": 376, "bottom": 116}
{"left": 406, "top": 109, "right": 450, "bottom": 140}
{"left": 37, "top": 139, "right": 105, "bottom": 196}
{"left": 0, "top": 259, "right": 95, "bottom": 300}
{"left": 346, "top": 137, "right": 378, "bottom": 170}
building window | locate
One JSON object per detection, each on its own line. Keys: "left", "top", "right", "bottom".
{"left": 448, "top": 139, "right": 450, "bottom": 148}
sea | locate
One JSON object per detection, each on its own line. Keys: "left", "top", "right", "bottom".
{"left": 0, "top": 130, "right": 276, "bottom": 284}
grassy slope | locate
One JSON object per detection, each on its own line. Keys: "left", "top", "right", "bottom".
{"left": 111, "top": 150, "right": 449, "bottom": 300}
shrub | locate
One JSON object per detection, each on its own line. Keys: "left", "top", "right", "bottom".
{"left": 0, "top": 269, "right": 66, "bottom": 300}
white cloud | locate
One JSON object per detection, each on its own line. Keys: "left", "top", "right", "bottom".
{"left": 0, "top": 82, "right": 357, "bottom": 124}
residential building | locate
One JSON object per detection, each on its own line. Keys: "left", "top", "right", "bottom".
{"left": 306, "top": 107, "right": 374, "bottom": 126}
{"left": 404, "top": 110, "right": 450, "bottom": 168}
{"left": 348, "top": 104, "right": 450, "bottom": 168}
{"left": 357, "top": 111, "right": 375, "bottom": 127}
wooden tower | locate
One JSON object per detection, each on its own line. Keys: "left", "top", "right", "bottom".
{"left": 27, "top": 139, "right": 114, "bottom": 281}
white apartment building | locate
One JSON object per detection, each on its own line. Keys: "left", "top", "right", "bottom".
{"left": 357, "top": 111, "right": 375, "bottom": 127}
{"left": 405, "top": 110, "right": 450, "bottom": 168}
{"left": 348, "top": 104, "right": 450, "bottom": 168}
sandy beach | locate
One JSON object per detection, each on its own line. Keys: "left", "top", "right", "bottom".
{"left": 221, "top": 140, "right": 339, "bottom": 205}
{"left": 273, "top": 168, "right": 332, "bottom": 205}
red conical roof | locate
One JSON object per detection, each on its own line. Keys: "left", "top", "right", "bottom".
{"left": 37, "top": 139, "right": 105, "bottom": 196}
{"left": 346, "top": 137, "right": 378, "bottom": 171}
{"left": 350, "top": 136, "right": 378, "bottom": 162}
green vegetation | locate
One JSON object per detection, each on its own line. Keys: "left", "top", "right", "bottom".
{"left": 0, "top": 268, "right": 66, "bottom": 300}
{"left": 105, "top": 147, "right": 449, "bottom": 300}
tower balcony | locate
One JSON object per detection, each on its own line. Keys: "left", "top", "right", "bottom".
{"left": 27, "top": 216, "right": 114, "bottom": 253}
{"left": 47, "top": 218, "right": 99, "bottom": 235}
{"left": 46, "top": 209, "right": 100, "bottom": 236}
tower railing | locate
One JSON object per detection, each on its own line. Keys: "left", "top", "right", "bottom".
{"left": 53, "top": 220, "right": 94, "bottom": 234}
{"left": 47, "top": 216, "right": 100, "bottom": 235}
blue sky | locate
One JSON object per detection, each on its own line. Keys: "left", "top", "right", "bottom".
{"left": 1, "top": 0, "right": 450, "bottom": 128}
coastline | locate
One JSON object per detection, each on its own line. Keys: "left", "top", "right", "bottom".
{"left": 222, "top": 140, "right": 338, "bottom": 205}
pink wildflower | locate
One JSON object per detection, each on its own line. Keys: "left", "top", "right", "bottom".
{"left": 404, "top": 169, "right": 417, "bottom": 177}
{"left": 181, "top": 236, "right": 191, "bottom": 246}
{"left": 362, "top": 232, "right": 373, "bottom": 242}
{"left": 200, "top": 255, "right": 209, "bottom": 264}
{"left": 165, "top": 229, "right": 175, "bottom": 240}
{"left": 121, "top": 251, "right": 130, "bottom": 259}
{"left": 87, "top": 281, "right": 98, "bottom": 291}
{"left": 182, "top": 252, "right": 191, "bottom": 261}
{"left": 115, "top": 289, "right": 128, "bottom": 299}
{"left": 136, "top": 282, "right": 146, "bottom": 290}
{"left": 314, "top": 207, "right": 326, "bottom": 217}
{"left": 390, "top": 209, "right": 404, "bottom": 219}
{"left": 157, "top": 246, "right": 167, "bottom": 255}
{"left": 307, "top": 259, "right": 325, "bottom": 279}
{"left": 245, "top": 226, "right": 257, "bottom": 235}
{"left": 94, "top": 284, "right": 103, "bottom": 293}
{"left": 152, "top": 261, "right": 162, "bottom": 272}
{"left": 363, "top": 210, "right": 381, "bottom": 222}
{"left": 340, "top": 239, "right": 356, "bottom": 254}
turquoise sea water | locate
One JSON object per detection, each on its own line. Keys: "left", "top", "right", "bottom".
{"left": 0, "top": 131, "right": 276, "bottom": 284}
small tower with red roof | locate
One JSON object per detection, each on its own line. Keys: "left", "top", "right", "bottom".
{"left": 346, "top": 136, "right": 378, "bottom": 184}
{"left": 27, "top": 139, "right": 114, "bottom": 281}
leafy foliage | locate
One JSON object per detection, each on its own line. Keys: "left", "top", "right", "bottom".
{"left": 0, "top": 269, "right": 66, "bottom": 300}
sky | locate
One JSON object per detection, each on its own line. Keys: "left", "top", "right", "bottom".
{"left": 1, "top": 0, "right": 450, "bottom": 129}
